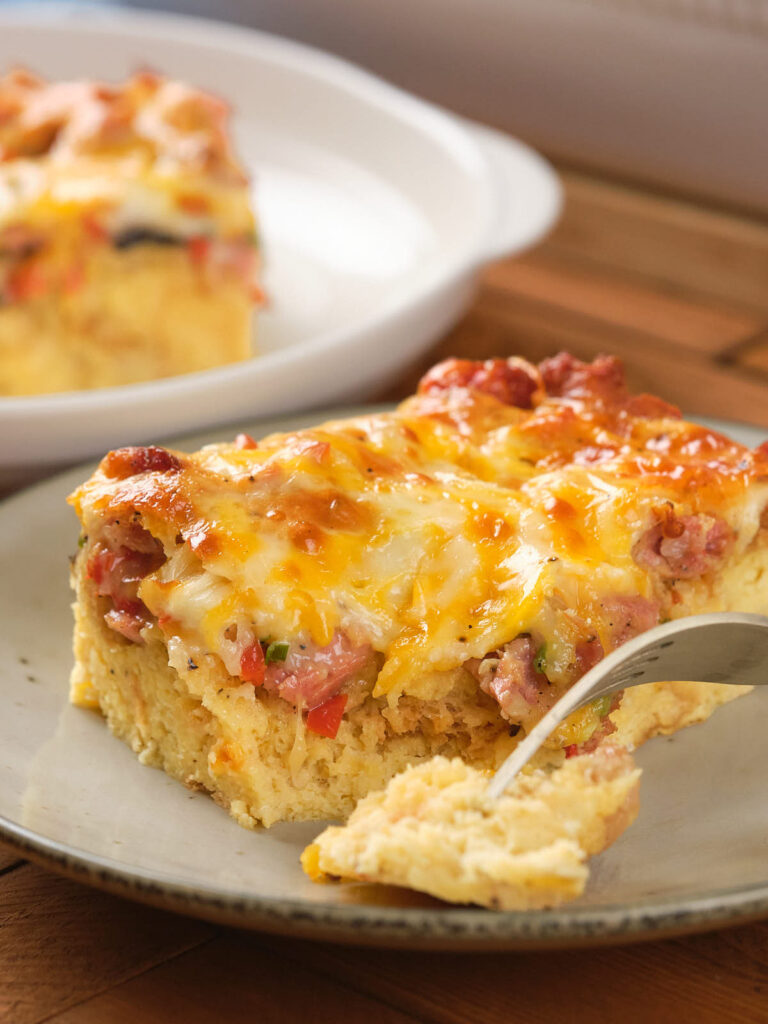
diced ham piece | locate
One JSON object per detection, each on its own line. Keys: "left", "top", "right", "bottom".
{"left": 87, "top": 543, "right": 162, "bottom": 606}
{"left": 467, "top": 635, "right": 548, "bottom": 722}
{"left": 99, "top": 520, "right": 165, "bottom": 555}
{"left": 574, "top": 635, "right": 605, "bottom": 674}
{"left": 260, "top": 632, "right": 372, "bottom": 709}
{"left": 632, "top": 512, "right": 732, "bottom": 579}
{"left": 418, "top": 357, "right": 540, "bottom": 410}
{"left": 601, "top": 595, "right": 660, "bottom": 648}
{"left": 539, "top": 352, "right": 625, "bottom": 404}
{"left": 104, "top": 602, "right": 152, "bottom": 644}
{"left": 86, "top": 524, "right": 165, "bottom": 643}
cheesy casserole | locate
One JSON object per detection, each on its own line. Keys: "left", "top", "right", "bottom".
{"left": 0, "top": 69, "right": 259, "bottom": 394}
{"left": 68, "top": 353, "right": 768, "bottom": 903}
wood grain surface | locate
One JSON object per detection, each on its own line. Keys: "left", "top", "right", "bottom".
{"left": 3, "top": 167, "right": 768, "bottom": 1024}
{"left": 383, "top": 169, "right": 768, "bottom": 430}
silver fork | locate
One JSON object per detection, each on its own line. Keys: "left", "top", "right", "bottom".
{"left": 487, "top": 612, "right": 768, "bottom": 798}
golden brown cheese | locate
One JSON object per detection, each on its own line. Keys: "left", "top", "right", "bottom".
{"left": 69, "top": 354, "right": 768, "bottom": 744}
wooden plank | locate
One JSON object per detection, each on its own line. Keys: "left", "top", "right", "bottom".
{"left": 263, "top": 922, "right": 768, "bottom": 1024}
{"left": 48, "top": 933, "right": 422, "bottom": 1024}
{"left": 0, "top": 841, "right": 25, "bottom": 874}
{"left": 545, "top": 171, "right": 768, "bottom": 314}
{"left": 0, "top": 864, "right": 214, "bottom": 1024}
{"left": 50, "top": 922, "right": 768, "bottom": 1024}
{"left": 731, "top": 331, "right": 768, "bottom": 377}
{"left": 484, "top": 253, "right": 760, "bottom": 354}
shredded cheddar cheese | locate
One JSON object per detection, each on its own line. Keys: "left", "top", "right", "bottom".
{"left": 70, "top": 358, "right": 768, "bottom": 708}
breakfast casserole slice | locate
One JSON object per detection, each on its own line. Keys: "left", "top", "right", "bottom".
{"left": 69, "top": 353, "right": 768, "bottom": 835}
{"left": 0, "top": 69, "right": 259, "bottom": 395}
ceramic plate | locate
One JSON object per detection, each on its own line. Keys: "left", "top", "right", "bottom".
{"left": 0, "top": 4, "right": 561, "bottom": 489}
{"left": 1, "top": 410, "right": 768, "bottom": 950}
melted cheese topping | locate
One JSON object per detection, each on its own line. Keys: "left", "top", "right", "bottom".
{"left": 70, "top": 369, "right": 768, "bottom": 703}
{"left": 0, "top": 70, "right": 253, "bottom": 239}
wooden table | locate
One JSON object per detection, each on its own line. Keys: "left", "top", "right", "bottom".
{"left": 3, "top": 167, "right": 768, "bottom": 1024}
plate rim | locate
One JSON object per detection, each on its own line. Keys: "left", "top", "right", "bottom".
{"left": 3, "top": 810, "right": 768, "bottom": 950}
{"left": 1, "top": 409, "right": 767, "bottom": 950}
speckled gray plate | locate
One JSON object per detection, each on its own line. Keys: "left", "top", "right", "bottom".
{"left": 1, "top": 410, "right": 767, "bottom": 950}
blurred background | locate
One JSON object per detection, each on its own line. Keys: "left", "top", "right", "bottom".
{"left": 119, "top": 0, "right": 768, "bottom": 213}
{"left": 102, "top": 0, "right": 768, "bottom": 425}
{"left": 3, "top": 0, "right": 768, "bottom": 430}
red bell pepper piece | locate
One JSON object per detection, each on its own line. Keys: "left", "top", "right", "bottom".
{"left": 307, "top": 693, "right": 348, "bottom": 739}
{"left": 240, "top": 642, "right": 266, "bottom": 686}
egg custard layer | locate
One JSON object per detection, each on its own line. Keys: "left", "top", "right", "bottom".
{"left": 0, "top": 70, "right": 259, "bottom": 394}
{"left": 303, "top": 748, "right": 641, "bottom": 910}
{"left": 69, "top": 353, "right": 768, "bottom": 833}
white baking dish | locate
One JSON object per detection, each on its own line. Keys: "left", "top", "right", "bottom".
{"left": 0, "top": 4, "right": 560, "bottom": 489}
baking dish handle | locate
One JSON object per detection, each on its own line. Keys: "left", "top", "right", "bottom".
{"left": 466, "top": 122, "right": 563, "bottom": 265}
